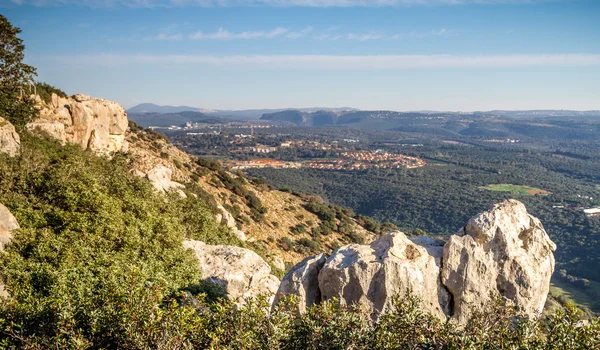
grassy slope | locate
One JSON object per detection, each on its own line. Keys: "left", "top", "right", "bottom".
{"left": 481, "top": 184, "right": 549, "bottom": 196}
{"left": 125, "top": 126, "right": 376, "bottom": 269}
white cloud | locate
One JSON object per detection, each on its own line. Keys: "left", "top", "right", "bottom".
{"left": 346, "top": 32, "right": 386, "bottom": 41}
{"left": 313, "top": 28, "right": 452, "bottom": 41}
{"left": 286, "top": 26, "right": 313, "bottom": 39}
{"left": 389, "top": 28, "right": 453, "bottom": 39}
{"left": 9, "top": 0, "right": 560, "bottom": 8}
{"left": 145, "top": 32, "right": 183, "bottom": 41}
{"left": 46, "top": 54, "right": 600, "bottom": 69}
{"left": 190, "top": 27, "right": 288, "bottom": 40}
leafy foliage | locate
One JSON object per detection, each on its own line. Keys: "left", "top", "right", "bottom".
{"left": 0, "top": 14, "right": 38, "bottom": 129}
{"left": 0, "top": 133, "right": 239, "bottom": 347}
{"left": 35, "top": 81, "right": 67, "bottom": 104}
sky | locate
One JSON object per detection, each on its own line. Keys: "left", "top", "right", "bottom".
{"left": 2, "top": 0, "right": 600, "bottom": 111}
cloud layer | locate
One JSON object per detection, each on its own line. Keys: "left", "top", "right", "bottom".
{"left": 46, "top": 54, "right": 600, "bottom": 69}
{"left": 190, "top": 27, "right": 289, "bottom": 40}
{"left": 9, "top": 0, "right": 557, "bottom": 7}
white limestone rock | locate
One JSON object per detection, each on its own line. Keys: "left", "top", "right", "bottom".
{"left": 146, "top": 165, "right": 187, "bottom": 198}
{"left": 29, "top": 93, "right": 129, "bottom": 155}
{"left": 273, "top": 253, "right": 327, "bottom": 314}
{"left": 0, "top": 203, "right": 20, "bottom": 297}
{"left": 318, "top": 231, "right": 451, "bottom": 320}
{"left": 0, "top": 117, "right": 20, "bottom": 157}
{"left": 183, "top": 240, "right": 280, "bottom": 305}
{"left": 441, "top": 199, "right": 556, "bottom": 324}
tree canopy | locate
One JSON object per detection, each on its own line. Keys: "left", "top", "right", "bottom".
{"left": 0, "top": 14, "right": 37, "bottom": 128}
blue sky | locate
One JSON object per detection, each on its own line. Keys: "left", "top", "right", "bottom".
{"left": 3, "top": 0, "right": 600, "bottom": 111}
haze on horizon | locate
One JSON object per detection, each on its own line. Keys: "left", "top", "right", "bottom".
{"left": 3, "top": 0, "right": 599, "bottom": 111}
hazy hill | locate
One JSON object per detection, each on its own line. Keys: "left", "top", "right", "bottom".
{"left": 129, "top": 111, "right": 229, "bottom": 127}
{"left": 127, "top": 103, "right": 201, "bottom": 114}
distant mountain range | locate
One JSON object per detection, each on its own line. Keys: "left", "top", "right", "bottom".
{"left": 127, "top": 103, "right": 203, "bottom": 114}
{"left": 127, "top": 103, "right": 359, "bottom": 120}
{"left": 127, "top": 103, "right": 600, "bottom": 130}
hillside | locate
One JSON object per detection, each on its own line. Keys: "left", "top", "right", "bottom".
{"left": 0, "top": 90, "right": 597, "bottom": 347}
{"left": 28, "top": 92, "right": 377, "bottom": 273}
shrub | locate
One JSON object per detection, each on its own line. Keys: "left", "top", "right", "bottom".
{"left": 36, "top": 81, "right": 67, "bottom": 104}
{"left": 0, "top": 134, "right": 240, "bottom": 347}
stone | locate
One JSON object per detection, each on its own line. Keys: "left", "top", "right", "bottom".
{"left": 0, "top": 117, "right": 20, "bottom": 157}
{"left": 217, "top": 204, "right": 246, "bottom": 241}
{"left": 272, "top": 256, "right": 286, "bottom": 271}
{"left": 183, "top": 240, "right": 280, "bottom": 305}
{"left": 29, "top": 93, "right": 129, "bottom": 155}
{"left": 441, "top": 199, "right": 556, "bottom": 324}
{"left": 273, "top": 253, "right": 327, "bottom": 314}
{"left": 0, "top": 203, "right": 19, "bottom": 233}
{"left": 26, "top": 120, "right": 66, "bottom": 144}
{"left": 318, "top": 231, "right": 451, "bottom": 320}
{"left": 146, "top": 165, "right": 187, "bottom": 198}
{"left": 0, "top": 203, "right": 19, "bottom": 297}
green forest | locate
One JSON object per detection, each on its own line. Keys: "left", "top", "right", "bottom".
{"left": 244, "top": 137, "right": 600, "bottom": 314}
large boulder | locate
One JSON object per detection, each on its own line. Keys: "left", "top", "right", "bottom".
{"left": 441, "top": 199, "right": 556, "bottom": 324}
{"left": 275, "top": 200, "right": 555, "bottom": 324}
{"left": 0, "top": 117, "right": 20, "bottom": 157}
{"left": 0, "top": 203, "right": 19, "bottom": 297}
{"left": 183, "top": 240, "right": 280, "bottom": 305}
{"left": 28, "top": 93, "right": 129, "bottom": 155}
{"left": 146, "top": 165, "right": 187, "bottom": 198}
{"left": 273, "top": 253, "right": 327, "bottom": 314}
{"left": 318, "top": 231, "right": 451, "bottom": 320}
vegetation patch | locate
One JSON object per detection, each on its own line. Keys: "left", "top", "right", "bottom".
{"left": 550, "top": 278, "right": 598, "bottom": 315}
{"left": 481, "top": 184, "right": 550, "bottom": 196}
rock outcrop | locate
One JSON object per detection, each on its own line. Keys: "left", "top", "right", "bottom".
{"left": 275, "top": 200, "right": 556, "bottom": 324}
{"left": 442, "top": 199, "right": 556, "bottom": 324}
{"left": 146, "top": 166, "right": 187, "bottom": 198}
{"left": 0, "top": 203, "right": 19, "bottom": 297}
{"left": 28, "top": 93, "right": 128, "bottom": 154}
{"left": 0, "top": 117, "right": 20, "bottom": 157}
{"left": 216, "top": 204, "right": 247, "bottom": 241}
{"left": 274, "top": 253, "right": 327, "bottom": 314}
{"left": 183, "top": 240, "right": 280, "bottom": 305}
{"left": 319, "top": 232, "right": 451, "bottom": 320}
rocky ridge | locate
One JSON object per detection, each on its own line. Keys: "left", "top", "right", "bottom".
{"left": 22, "top": 92, "right": 376, "bottom": 268}
{"left": 13, "top": 93, "right": 557, "bottom": 323}
{"left": 28, "top": 93, "right": 128, "bottom": 155}
{"left": 275, "top": 200, "right": 556, "bottom": 324}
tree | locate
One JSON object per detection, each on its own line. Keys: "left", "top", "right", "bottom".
{"left": 0, "top": 15, "right": 37, "bottom": 129}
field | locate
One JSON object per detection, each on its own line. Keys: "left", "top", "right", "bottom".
{"left": 481, "top": 184, "right": 550, "bottom": 196}
{"left": 550, "top": 278, "right": 600, "bottom": 314}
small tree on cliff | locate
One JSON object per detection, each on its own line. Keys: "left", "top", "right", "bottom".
{"left": 0, "top": 14, "right": 37, "bottom": 129}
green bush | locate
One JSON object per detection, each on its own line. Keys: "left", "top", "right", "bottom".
{"left": 0, "top": 134, "right": 240, "bottom": 347}
{"left": 36, "top": 81, "right": 67, "bottom": 104}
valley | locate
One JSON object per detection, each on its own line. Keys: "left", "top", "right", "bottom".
{"left": 161, "top": 112, "right": 600, "bottom": 315}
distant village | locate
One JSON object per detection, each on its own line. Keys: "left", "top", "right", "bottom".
{"left": 226, "top": 150, "right": 427, "bottom": 171}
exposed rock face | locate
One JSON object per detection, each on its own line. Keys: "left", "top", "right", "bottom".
{"left": 271, "top": 256, "right": 286, "bottom": 271}
{"left": 0, "top": 117, "right": 20, "bottom": 157}
{"left": 275, "top": 200, "right": 555, "bottom": 324}
{"left": 442, "top": 199, "right": 556, "bottom": 324}
{"left": 319, "top": 231, "right": 451, "bottom": 320}
{"left": 183, "top": 240, "right": 280, "bottom": 305}
{"left": 28, "top": 93, "right": 128, "bottom": 154}
{"left": 216, "top": 204, "right": 247, "bottom": 241}
{"left": 0, "top": 203, "right": 19, "bottom": 297}
{"left": 146, "top": 166, "right": 187, "bottom": 198}
{"left": 274, "top": 253, "right": 327, "bottom": 314}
